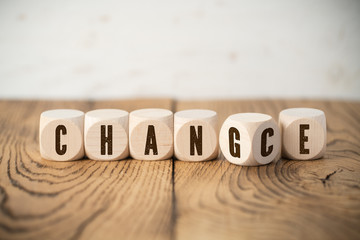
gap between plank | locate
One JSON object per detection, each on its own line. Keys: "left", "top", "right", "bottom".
{"left": 170, "top": 99, "right": 178, "bottom": 240}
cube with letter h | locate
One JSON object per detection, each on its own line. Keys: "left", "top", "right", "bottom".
{"left": 84, "top": 109, "right": 129, "bottom": 161}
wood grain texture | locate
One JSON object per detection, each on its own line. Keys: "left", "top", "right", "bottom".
{"left": 0, "top": 99, "right": 174, "bottom": 240}
{"left": 174, "top": 100, "right": 360, "bottom": 240}
{"left": 0, "top": 99, "right": 359, "bottom": 240}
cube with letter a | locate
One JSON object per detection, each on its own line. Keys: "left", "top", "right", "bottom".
{"left": 129, "top": 108, "right": 173, "bottom": 160}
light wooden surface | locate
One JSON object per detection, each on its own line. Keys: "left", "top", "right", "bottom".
{"left": 0, "top": 99, "right": 359, "bottom": 240}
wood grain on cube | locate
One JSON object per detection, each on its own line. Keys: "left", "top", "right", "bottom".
{"left": 85, "top": 109, "right": 129, "bottom": 161}
{"left": 40, "top": 109, "right": 84, "bottom": 161}
{"left": 174, "top": 109, "right": 218, "bottom": 161}
{"left": 279, "top": 108, "right": 326, "bottom": 160}
{"left": 129, "top": 108, "right": 173, "bottom": 161}
{"left": 219, "top": 113, "right": 280, "bottom": 166}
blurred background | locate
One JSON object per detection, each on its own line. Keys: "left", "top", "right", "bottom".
{"left": 0, "top": 0, "right": 359, "bottom": 100}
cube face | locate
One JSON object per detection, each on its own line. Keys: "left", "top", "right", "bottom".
{"left": 40, "top": 109, "right": 84, "bottom": 161}
{"left": 85, "top": 109, "right": 129, "bottom": 161}
{"left": 174, "top": 110, "right": 218, "bottom": 161}
{"left": 222, "top": 123, "right": 252, "bottom": 163}
{"left": 129, "top": 109, "right": 173, "bottom": 160}
{"left": 252, "top": 121, "right": 281, "bottom": 164}
{"left": 219, "top": 113, "right": 280, "bottom": 166}
{"left": 280, "top": 108, "right": 326, "bottom": 160}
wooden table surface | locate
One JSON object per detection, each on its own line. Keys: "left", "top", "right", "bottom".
{"left": 0, "top": 99, "right": 359, "bottom": 240}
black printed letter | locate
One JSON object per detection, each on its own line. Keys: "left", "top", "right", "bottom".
{"left": 300, "top": 124, "right": 310, "bottom": 154}
{"left": 101, "top": 125, "right": 113, "bottom": 155}
{"left": 190, "top": 126, "right": 202, "bottom": 155}
{"left": 261, "top": 128, "right": 274, "bottom": 157}
{"left": 55, "top": 125, "right": 67, "bottom": 155}
{"left": 229, "top": 127, "right": 240, "bottom": 158}
{"left": 145, "top": 125, "right": 158, "bottom": 155}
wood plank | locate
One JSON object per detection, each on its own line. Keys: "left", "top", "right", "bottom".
{"left": 1, "top": 99, "right": 359, "bottom": 240}
{"left": 173, "top": 100, "right": 360, "bottom": 240}
{"left": 0, "top": 99, "right": 175, "bottom": 240}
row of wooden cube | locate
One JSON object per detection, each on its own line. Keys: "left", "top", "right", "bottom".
{"left": 40, "top": 108, "right": 326, "bottom": 166}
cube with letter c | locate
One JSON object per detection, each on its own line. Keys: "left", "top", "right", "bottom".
{"left": 40, "top": 109, "right": 84, "bottom": 161}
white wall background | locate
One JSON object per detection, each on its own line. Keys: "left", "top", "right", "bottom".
{"left": 0, "top": 0, "right": 359, "bottom": 100}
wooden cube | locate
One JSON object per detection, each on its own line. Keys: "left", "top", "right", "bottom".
{"left": 129, "top": 108, "right": 173, "bottom": 160}
{"left": 174, "top": 109, "right": 218, "bottom": 161}
{"left": 84, "top": 109, "right": 129, "bottom": 161}
{"left": 219, "top": 113, "right": 280, "bottom": 166}
{"left": 279, "top": 108, "right": 326, "bottom": 160}
{"left": 40, "top": 109, "right": 84, "bottom": 161}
